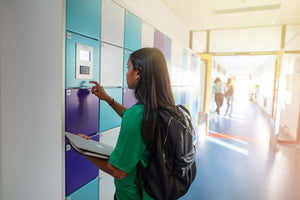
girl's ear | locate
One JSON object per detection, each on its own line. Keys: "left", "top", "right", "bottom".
{"left": 136, "top": 71, "right": 140, "bottom": 80}
{"left": 135, "top": 67, "right": 142, "bottom": 80}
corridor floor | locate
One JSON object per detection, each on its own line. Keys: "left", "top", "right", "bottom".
{"left": 181, "top": 100, "right": 300, "bottom": 200}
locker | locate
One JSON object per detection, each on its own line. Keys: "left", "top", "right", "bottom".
{"left": 175, "top": 87, "right": 181, "bottom": 105}
{"left": 101, "top": 0, "right": 124, "bottom": 47}
{"left": 65, "top": 32, "right": 100, "bottom": 88}
{"left": 168, "top": 63, "right": 176, "bottom": 86}
{"left": 100, "top": 43, "right": 123, "bottom": 87}
{"left": 66, "top": 177, "right": 99, "bottom": 200}
{"left": 171, "top": 87, "right": 177, "bottom": 103}
{"left": 123, "top": 49, "right": 133, "bottom": 87}
{"left": 65, "top": 88, "right": 99, "bottom": 135}
{"left": 99, "top": 126, "right": 120, "bottom": 147}
{"left": 99, "top": 88, "right": 123, "bottom": 132}
{"left": 181, "top": 89, "right": 186, "bottom": 105}
{"left": 141, "top": 22, "right": 154, "bottom": 48}
{"left": 65, "top": 134, "right": 100, "bottom": 196}
{"left": 163, "top": 35, "right": 172, "bottom": 62}
{"left": 124, "top": 10, "right": 142, "bottom": 51}
{"left": 185, "top": 88, "right": 191, "bottom": 106}
{"left": 98, "top": 127, "right": 120, "bottom": 177}
{"left": 171, "top": 42, "right": 183, "bottom": 67}
{"left": 177, "top": 66, "right": 184, "bottom": 86}
{"left": 154, "top": 29, "right": 164, "bottom": 52}
{"left": 99, "top": 173, "right": 115, "bottom": 200}
{"left": 191, "top": 53, "right": 198, "bottom": 70}
{"left": 66, "top": 0, "right": 101, "bottom": 40}
{"left": 123, "top": 87, "right": 137, "bottom": 108}
{"left": 186, "top": 50, "right": 192, "bottom": 69}
{"left": 182, "top": 48, "right": 188, "bottom": 68}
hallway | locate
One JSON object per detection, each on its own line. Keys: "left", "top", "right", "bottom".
{"left": 181, "top": 98, "right": 300, "bottom": 200}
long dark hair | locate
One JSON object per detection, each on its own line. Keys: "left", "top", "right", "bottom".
{"left": 130, "top": 48, "right": 175, "bottom": 149}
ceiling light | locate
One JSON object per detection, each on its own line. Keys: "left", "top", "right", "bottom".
{"left": 214, "top": 4, "right": 281, "bottom": 14}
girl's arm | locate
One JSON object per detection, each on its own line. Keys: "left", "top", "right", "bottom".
{"left": 90, "top": 81, "right": 127, "bottom": 117}
{"left": 85, "top": 156, "right": 127, "bottom": 180}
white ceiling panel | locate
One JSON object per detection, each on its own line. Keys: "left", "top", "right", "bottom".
{"left": 161, "top": 0, "right": 300, "bottom": 30}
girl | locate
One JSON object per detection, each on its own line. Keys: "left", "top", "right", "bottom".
{"left": 79, "top": 48, "right": 175, "bottom": 200}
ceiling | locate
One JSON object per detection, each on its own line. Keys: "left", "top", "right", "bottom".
{"left": 161, "top": 0, "right": 300, "bottom": 75}
{"left": 161, "top": 0, "right": 300, "bottom": 30}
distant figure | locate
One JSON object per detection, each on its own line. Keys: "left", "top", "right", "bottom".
{"left": 225, "top": 78, "right": 234, "bottom": 117}
{"left": 213, "top": 77, "right": 225, "bottom": 115}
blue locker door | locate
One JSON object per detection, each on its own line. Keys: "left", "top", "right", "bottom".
{"left": 124, "top": 10, "right": 141, "bottom": 51}
{"left": 182, "top": 48, "right": 188, "bottom": 68}
{"left": 65, "top": 88, "right": 99, "bottom": 135}
{"left": 99, "top": 88, "right": 123, "bottom": 132}
{"left": 65, "top": 134, "right": 99, "bottom": 196}
{"left": 66, "top": 177, "right": 99, "bottom": 200}
{"left": 175, "top": 87, "right": 182, "bottom": 105}
{"left": 65, "top": 32, "right": 100, "bottom": 88}
{"left": 66, "top": 0, "right": 101, "bottom": 40}
{"left": 163, "top": 35, "right": 172, "bottom": 62}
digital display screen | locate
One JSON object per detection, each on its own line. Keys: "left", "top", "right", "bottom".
{"left": 80, "top": 65, "right": 90, "bottom": 75}
{"left": 80, "top": 49, "right": 90, "bottom": 62}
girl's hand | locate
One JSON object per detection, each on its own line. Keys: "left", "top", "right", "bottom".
{"left": 78, "top": 133, "right": 91, "bottom": 140}
{"left": 90, "top": 81, "right": 110, "bottom": 101}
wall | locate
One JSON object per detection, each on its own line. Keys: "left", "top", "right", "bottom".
{"left": 280, "top": 54, "right": 300, "bottom": 140}
{"left": 0, "top": 0, "right": 64, "bottom": 200}
{"left": 193, "top": 26, "right": 282, "bottom": 53}
{"left": 251, "top": 57, "right": 275, "bottom": 116}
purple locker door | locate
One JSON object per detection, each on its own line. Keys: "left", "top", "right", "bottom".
{"left": 65, "top": 134, "right": 99, "bottom": 196}
{"left": 65, "top": 88, "right": 99, "bottom": 136}
{"left": 123, "top": 88, "right": 137, "bottom": 108}
{"left": 154, "top": 29, "right": 164, "bottom": 52}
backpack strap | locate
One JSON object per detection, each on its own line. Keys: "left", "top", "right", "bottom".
{"left": 177, "top": 105, "right": 195, "bottom": 135}
{"left": 136, "top": 162, "right": 143, "bottom": 200}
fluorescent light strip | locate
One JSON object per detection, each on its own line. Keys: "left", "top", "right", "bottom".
{"left": 214, "top": 4, "right": 281, "bottom": 14}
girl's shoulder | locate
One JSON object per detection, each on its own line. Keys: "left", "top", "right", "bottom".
{"left": 123, "top": 104, "right": 144, "bottom": 116}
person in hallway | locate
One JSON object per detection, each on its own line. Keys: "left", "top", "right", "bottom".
{"left": 213, "top": 77, "right": 225, "bottom": 115}
{"left": 224, "top": 78, "right": 234, "bottom": 117}
{"left": 78, "top": 48, "right": 176, "bottom": 200}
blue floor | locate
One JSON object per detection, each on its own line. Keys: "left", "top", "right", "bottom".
{"left": 180, "top": 100, "right": 300, "bottom": 200}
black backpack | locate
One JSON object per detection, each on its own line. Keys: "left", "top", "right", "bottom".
{"left": 137, "top": 105, "right": 197, "bottom": 200}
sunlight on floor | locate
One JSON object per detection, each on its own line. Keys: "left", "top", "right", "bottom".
{"left": 204, "top": 131, "right": 249, "bottom": 155}
{"left": 209, "top": 130, "right": 248, "bottom": 145}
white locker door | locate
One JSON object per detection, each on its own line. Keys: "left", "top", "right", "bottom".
{"left": 99, "top": 126, "right": 120, "bottom": 147}
{"left": 141, "top": 22, "right": 154, "bottom": 48}
{"left": 99, "top": 127, "right": 120, "bottom": 199}
{"left": 171, "top": 41, "right": 183, "bottom": 67}
{"left": 101, "top": 0, "right": 124, "bottom": 47}
{"left": 99, "top": 173, "right": 115, "bottom": 200}
{"left": 100, "top": 43, "right": 123, "bottom": 87}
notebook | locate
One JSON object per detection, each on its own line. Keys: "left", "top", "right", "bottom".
{"left": 65, "top": 132, "right": 114, "bottom": 159}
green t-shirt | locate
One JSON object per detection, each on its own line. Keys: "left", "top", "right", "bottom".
{"left": 109, "top": 104, "right": 153, "bottom": 200}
